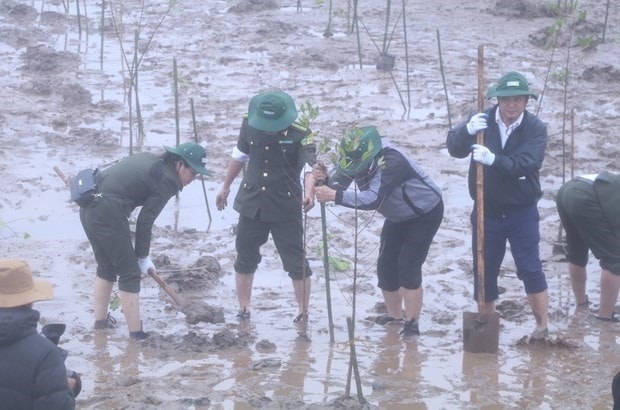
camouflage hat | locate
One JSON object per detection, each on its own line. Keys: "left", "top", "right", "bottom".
{"left": 164, "top": 142, "right": 212, "bottom": 176}
{"left": 486, "top": 71, "right": 538, "bottom": 100}
{"left": 337, "top": 126, "right": 382, "bottom": 177}
{"left": 248, "top": 91, "right": 298, "bottom": 132}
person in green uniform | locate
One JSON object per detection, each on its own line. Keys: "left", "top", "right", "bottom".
{"left": 556, "top": 171, "right": 620, "bottom": 322}
{"left": 215, "top": 91, "right": 317, "bottom": 326}
{"left": 79, "top": 142, "right": 211, "bottom": 339}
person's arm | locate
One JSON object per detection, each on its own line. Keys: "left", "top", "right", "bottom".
{"left": 216, "top": 158, "right": 245, "bottom": 211}
{"left": 447, "top": 112, "right": 487, "bottom": 158}
{"left": 33, "top": 344, "right": 75, "bottom": 410}
{"left": 302, "top": 166, "right": 316, "bottom": 212}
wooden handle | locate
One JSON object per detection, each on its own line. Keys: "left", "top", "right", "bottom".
{"left": 475, "top": 45, "right": 485, "bottom": 310}
{"left": 54, "top": 166, "right": 70, "bottom": 187}
{"left": 148, "top": 268, "right": 184, "bottom": 306}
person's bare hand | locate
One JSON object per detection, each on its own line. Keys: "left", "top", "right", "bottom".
{"left": 312, "top": 162, "right": 327, "bottom": 185}
{"left": 216, "top": 189, "right": 229, "bottom": 210}
{"left": 315, "top": 185, "right": 336, "bottom": 203}
{"left": 303, "top": 195, "right": 315, "bottom": 212}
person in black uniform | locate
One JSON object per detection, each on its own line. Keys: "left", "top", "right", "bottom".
{"left": 0, "top": 258, "right": 79, "bottom": 409}
{"left": 215, "top": 91, "right": 317, "bottom": 326}
{"left": 79, "top": 142, "right": 211, "bottom": 339}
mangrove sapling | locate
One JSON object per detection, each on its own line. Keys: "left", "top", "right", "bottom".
{"left": 323, "top": 0, "right": 333, "bottom": 37}
{"left": 108, "top": 0, "right": 178, "bottom": 152}
{"left": 298, "top": 101, "right": 333, "bottom": 340}
{"left": 191, "top": 98, "right": 212, "bottom": 227}
{"left": 99, "top": 0, "right": 104, "bottom": 70}
{"left": 173, "top": 58, "right": 180, "bottom": 148}
{"left": 437, "top": 29, "right": 452, "bottom": 129}
{"left": 602, "top": 0, "right": 610, "bottom": 42}
{"left": 0, "top": 218, "right": 33, "bottom": 240}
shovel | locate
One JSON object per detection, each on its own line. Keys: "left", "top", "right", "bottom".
{"left": 463, "top": 45, "right": 500, "bottom": 354}
{"left": 148, "top": 268, "right": 185, "bottom": 307}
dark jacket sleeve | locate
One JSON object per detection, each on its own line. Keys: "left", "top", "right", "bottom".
{"left": 448, "top": 108, "right": 547, "bottom": 211}
{"left": 134, "top": 165, "right": 178, "bottom": 257}
{"left": 32, "top": 337, "right": 75, "bottom": 410}
{"left": 446, "top": 113, "right": 479, "bottom": 159}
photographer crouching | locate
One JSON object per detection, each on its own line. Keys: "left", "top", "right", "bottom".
{"left": 0, "top": 259, "right": 81, "bottom": 409}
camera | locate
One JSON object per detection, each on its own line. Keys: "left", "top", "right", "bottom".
{"left": 41, "top": 323, "right": 82, "bottom": 397}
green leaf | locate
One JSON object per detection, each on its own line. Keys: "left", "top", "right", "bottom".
{"left": 329, "top": 256, "right": 350, "bottom": 271}
{"left": 109, "top": 293, "right": 121, "bottom": 311}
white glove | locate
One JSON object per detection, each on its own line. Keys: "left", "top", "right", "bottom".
{"left": 138, "top": 257, "right": 155, "bottom": 275}
{"left": 471, "top": 144, "right": 496, "bottom": 166}
{"left": 466, "top": 113, "right": 488, "bottom": 135}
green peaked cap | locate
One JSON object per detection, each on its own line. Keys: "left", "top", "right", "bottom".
{"left": 164, "top": 142, "right": 212, "bottom": 176}
{"left": 486, "top": 71, "right": 538, "bottom": 100}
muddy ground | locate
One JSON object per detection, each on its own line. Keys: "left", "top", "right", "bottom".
{"left": 1, "top": 0, "right": 619, "bottom": 408}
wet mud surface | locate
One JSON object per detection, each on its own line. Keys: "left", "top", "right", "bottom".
{"left": 1, "top": 0, "right": 619, "bottom": 408}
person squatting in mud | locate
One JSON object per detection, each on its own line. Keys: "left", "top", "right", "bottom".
{"left": 446, "top": 71, "right": 550, "bottom": 339}
{"left": 313, "top": 125, "right": 444, "bottom": 337}
{"left": 0, "top": 258, "right": 81, "bottom": 409}
{"left": 79, "top": 143, "right": 211, "bottom": 339}
{"left": 556, "top": 171, "right": 620, "bottom": 322}
{"left": 215, "top": 91, "right": 318, "bottom": 326}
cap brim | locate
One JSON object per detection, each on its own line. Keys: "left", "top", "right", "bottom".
{"left": 190, "top": 164, "right": 213, "bottom": 177}
{"left": 337, "top": 158, "right": 372, "bottom": 177}
{"left": 248, "top": 110, "right": 297, "bottom": 132}
{"left": 487, "top": 87, "right": 538, "bottom": 100}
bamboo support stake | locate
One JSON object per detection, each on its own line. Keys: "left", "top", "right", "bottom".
{"left": 190, "top": 98, "right": 212, "bottom": 226}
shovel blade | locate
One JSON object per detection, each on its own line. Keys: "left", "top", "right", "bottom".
{"left": 463, "top": 311, "right": 500, "bottom": 354}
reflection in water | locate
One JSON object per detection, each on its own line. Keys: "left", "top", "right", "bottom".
{"left": 515, "top": 348, "right": 549, "bottom": 408}
{"left": 120, "top": 339, "right": 142, "bottom": 379}
{"left": 461, "top": 351, "right": 500, "bottom": 407}
{"left": 92, "top": 331, "right": 114, "bottom": 394}
{"left": 274, "top": 339, "right": 313, "bottom": 401}
{"left": 371, "top": 326, "right": 427, "bottom": 409}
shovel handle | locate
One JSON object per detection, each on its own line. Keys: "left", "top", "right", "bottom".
{"left": 475, "top": 45, "right": 486, "bottom": 310}
{"left": 54, "top": 166, "right": 70, "bottom": 187}
{"left": 148, "top": 268, "right": 184, "bottom": 306}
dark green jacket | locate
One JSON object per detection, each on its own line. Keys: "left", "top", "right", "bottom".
{"left": 97, "top": 152, "right": 181, "bottom": 257}
{"left": 233, "top": 119, "right": 315, "bottom": 222}
{"left": 594, "top": 171, "right": 620, "bottom": 230}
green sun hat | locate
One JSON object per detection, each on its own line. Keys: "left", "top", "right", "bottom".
{"left": 336, "top": 126, "right": 382, "bottom": 177}
{"left": 486, "top": 71, "right": 538, "bottom": 100}
{"left": 164, "top": 142, "right": 212, "bottom": 176}
{"left": 248, "top": 91, "right": 298, "bottom": 132}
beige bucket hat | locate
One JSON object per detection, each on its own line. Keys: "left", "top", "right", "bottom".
{"left": 0, "top": 259, "right": 53, "bottom": 308}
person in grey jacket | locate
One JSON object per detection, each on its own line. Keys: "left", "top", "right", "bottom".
{"left": 0, "top": 258, "right": 78, "bottom": 409}
{"left": 446, "top": 71, "right": 549, "bottom": 339}
{"left": 313, "top": 126, "right": 443, "bottom": 337}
